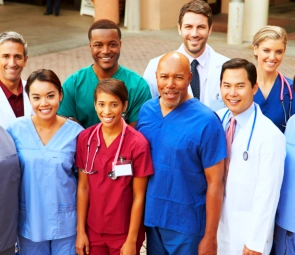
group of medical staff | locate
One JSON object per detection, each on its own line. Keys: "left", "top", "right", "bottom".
{"left": 1, "top": 10, "right": 295, "bottom": 255}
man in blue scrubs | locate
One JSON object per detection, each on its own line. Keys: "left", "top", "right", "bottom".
{"left": 137, "top": 52, "right": 226, "bottom": 255}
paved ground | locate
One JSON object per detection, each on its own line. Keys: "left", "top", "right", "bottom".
{"left": 1, "top": 2, "right": 295, "bottom": 82}
{"left": 1, "top": 2, "right": 295, "bottom": 254}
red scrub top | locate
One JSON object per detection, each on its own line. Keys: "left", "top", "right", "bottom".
{"left": 76, "top": 125, "right": 154, "bottom": 234}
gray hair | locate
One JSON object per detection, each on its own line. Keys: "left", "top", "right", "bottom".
{"left": 0, "top": 31, "right": 28, "bottom": 57}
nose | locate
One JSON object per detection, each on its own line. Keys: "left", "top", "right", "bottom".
{"left": 8, "top": 56, "right": 16, "bottom": 66}
{"left": 166, "top": 77, "right": 175, "bottom": 88}
{"left": 101, "top": 45, "right": 110, "bottom": 54}
{"left": 269, "top": 51, "right": 276, "bottom": 60}
{"left": 229, "top": 87, "right": 238, "bottom": 96}
{"left": 191, "top": 27, "right": 198, "bottom": 37}
{"left": 103, "top": 105, "right": 112, "bottom": 114}
{"left": 40, "top": 97, "right": 49, "bottom": 106}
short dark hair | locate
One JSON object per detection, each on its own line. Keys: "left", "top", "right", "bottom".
{"left": 88, "top": 19, "right": 122, "bottom": 40}
{"left": 25, "top": 69, "right": 62, "bottom": 95}
{"left": 220, "top": 58, "right": 257, "bottom": 88}
{"left": 178, "top": 0, "right": 212, "bottom": 28}
{"left": 94, "top": 78, "right": 128, "bottom": 106}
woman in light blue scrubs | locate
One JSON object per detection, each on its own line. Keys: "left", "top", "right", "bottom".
{"left": 275, "top": 76, "right": 295, "bottom": 255}
{"left": 253, "top": 26, "right": 295, "bottom": 133}
{"left": 7, "top": 69, "right": 83, "bottom": 255}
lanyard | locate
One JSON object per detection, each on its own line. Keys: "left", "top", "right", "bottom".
{"left": 221, "top": 104, "right": 257, "bottom": 161}
{"left": 84, "top": 118, "right": 127, "bottom": 174}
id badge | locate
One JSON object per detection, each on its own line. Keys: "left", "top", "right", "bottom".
{"left": 113, "top": 160, "right": 133, "bottom": 177}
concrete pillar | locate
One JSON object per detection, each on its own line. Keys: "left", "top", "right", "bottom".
{"left": 94, "top": 0, "right": 119, "bottom": 24}
{"left": 227, "top": 0, "right": 244, "bottom": 45}
{"left": 126, "top": 0, "right": 141, "bottom": 31}
{"left": 243, "top": 0, "right": 269, "bottom": 42}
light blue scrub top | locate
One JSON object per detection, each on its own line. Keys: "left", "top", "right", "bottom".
{"left": 276, "top": 114, "right": 295, "bottom": 233}
{"left": 254, "top": 75, "right": 295, "bottom": 133}
{"left": 137, "top": 98, "right": 227, "bottom": 235}
{"left": 7, "top": 117, "right": 83, "bottom": 242}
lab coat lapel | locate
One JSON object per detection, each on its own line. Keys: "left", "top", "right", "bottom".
{"left": 22, "top": 80, "right": 32, "bottom": 116}
{"left": 204, "top": 46, "right": 221, "bottom": 106}
{"left": 0, "top": 87, "right": 15, "bottom": 118}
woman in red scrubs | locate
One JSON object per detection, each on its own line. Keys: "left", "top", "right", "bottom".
{"left": 75, "top": 78, "right": 154, "bottom": 255}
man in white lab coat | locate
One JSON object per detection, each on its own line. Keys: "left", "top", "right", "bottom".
{"left": 0, "top": 31, "right": 31, "bottom": 129}
{"left": 143, "top": 0, "right": 229, "bottom": 111}
{"left": 217, "top": 58, "right": 285, "bottom": 255}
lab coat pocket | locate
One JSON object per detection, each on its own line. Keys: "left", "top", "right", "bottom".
{"left": 57, "top": 204, "right": 77, "bottom": 237}
{"left": 230, "top": 211, "right": 250, "bottom": 250}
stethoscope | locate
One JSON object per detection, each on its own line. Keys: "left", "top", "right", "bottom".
{"left": 221, "top": 104, "right": 257, "bottom": 161}
{"left": 277, "top": 71, "right": 293, "bottom": 127}
{"left": 83, "top": 118, "right": 127, "bottom": 176}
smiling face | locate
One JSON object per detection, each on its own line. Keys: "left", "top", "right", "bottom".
{"left": 29, "top": 80, "right": 62, "bottom": 120}
{"left": 0, "top": 41, "right": 28, "bottom": 87}
{"left": 254, "top": 39, "right": 285, "bottom": 73}
{"left": 89, "top": 29, "right": 121, "bottom": 74}
{"left": 157, "top": 52, "right": 192, "bottom": 110}
{"left": 94, "top": 92, "right": 127, "bottom": 129}
{"left": 221, "top": 68, "right": 258, "bottom": 116}
{"left": 178, "top": 12, "right": 212, "bottom": 58}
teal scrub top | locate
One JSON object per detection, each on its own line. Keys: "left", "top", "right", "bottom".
{"left": 58, "top": 65, "right": 152, "bottom": 128}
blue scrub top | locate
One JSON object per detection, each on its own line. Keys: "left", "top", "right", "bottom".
{"left": 137, "top": 98, "right": 227, "bottom": 235}
{"left": 254, "top": 75, "right": 295, "bottom": 133}
{"left": 7, "top": 117, "right": 83, "bottom": 242}
{"left": 276, "top": 114, "right": 295, "bottom": 233}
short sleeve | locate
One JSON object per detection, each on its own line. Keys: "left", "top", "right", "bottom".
{"left": 75, "top": 132, "right": 86, "bottom": 170}
{"left": 199, "top": 115, "right": 227, "bottom": 169}
{"left": 58, "top": 75, "right": 78, "bottom": 119}
{"left": 131, "top": 136, "right": 154, "bottom": 178}
{"left": 128, "top": 78, "right": 151, "bottom": 124}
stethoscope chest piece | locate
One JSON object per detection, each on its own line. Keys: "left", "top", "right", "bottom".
{"left": 243, "top": 151, "right": 248, "bottom": 161}
{"left": 108, "top": 171, "right": 117, "bottom": 180}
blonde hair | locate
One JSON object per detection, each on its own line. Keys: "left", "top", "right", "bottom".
{"left": 253, "top": 26, "right": 287, "bottom": 59}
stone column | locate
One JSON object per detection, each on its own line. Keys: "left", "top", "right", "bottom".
{"left": 243, "top": 0, "right": 269, "bottom": 42}
{"left": 94, "top": 0, "right": 119, "bottom": 24}
{"left": 227, "top": 0, "right": 244, "bottom": 45}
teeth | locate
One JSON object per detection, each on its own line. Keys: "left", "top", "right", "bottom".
{"left": 229, "top": 100, "right": 238, "bottom": 103}
{"left": 103, "top": 117, "right": 113, "bottom": 123}
{"left": 102, "top": 57, "right": 111, "bottom": 60}
{"left": 265, "top": 61, "right": 275, "bottom": 66}
{"left": 40, "top": 109, "right": 50, "bottom": 114}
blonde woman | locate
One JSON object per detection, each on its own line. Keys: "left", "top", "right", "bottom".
{"left": 253, "top": 25, "right": 295, "bottom": 133}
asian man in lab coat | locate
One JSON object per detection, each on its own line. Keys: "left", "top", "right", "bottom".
{"left": 143, "top": 0, "right": 229, "bottom": 111}
{"left": 216, "top": 58, "right": 285, "bottom": 255}
{"left": 0, "top": 31, "right": 31, "bottom": 129}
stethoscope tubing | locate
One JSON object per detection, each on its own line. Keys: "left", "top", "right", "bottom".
{"left": 221, "top": 104, "right": 257, "bottom": 161}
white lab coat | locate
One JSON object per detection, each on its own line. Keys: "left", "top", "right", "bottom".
{"left": 143, "top": 44, "right": 229, "bottom": 111}
{"left": 217, "top": 105, "right": 285, "bottom": 255}
{"left": 0, "top": 79, "right": 32, "bottom": 129}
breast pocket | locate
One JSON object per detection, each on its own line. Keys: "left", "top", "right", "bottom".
{"left": 57, "top": 204, "right": 77, "bottom": 237}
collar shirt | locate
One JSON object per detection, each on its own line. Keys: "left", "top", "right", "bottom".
{"left": 177, "top": 44, "right": 209, "bottom": 103}
{"left": 224, "top": 103, "right": 255, "bottom": 139}
{"left": 0, "top": 80, "right": 24, "bottom": 117}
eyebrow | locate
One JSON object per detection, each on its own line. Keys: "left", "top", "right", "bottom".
{"left": 31, "top": 91, "right": 55, "bottom": 95}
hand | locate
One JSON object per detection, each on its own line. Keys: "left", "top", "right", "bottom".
{"left": 242, "top": 245, "right": 262, "bottom": 255}
{"left": 76, "top": 231, "right": 90, "bottom": 255}
{"left": 120, "top": 241, "right": 136, "bottom": 255}
{"left": 198, "top": 235, "right": 217, "bottom": 255}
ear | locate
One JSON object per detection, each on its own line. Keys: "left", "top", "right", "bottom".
{"left": 59, "top": 89, "right": 63, "bottom": 102}
{"left": 123, "top": 101, "right": 128, "bottom": 112}
{"left": 24, "top": 56, "right": 28, "bottom": 66}
{"left": 178, "top": 24, "right": 182, "bottom": 36}
{"left": 208, "top": 24, "right": 213, "bottom": 36}
{"left": 253, "top": 82, "right": 259, "bottom": 95}
{"left": 253, "top": 45, "right": 258, "bottom": 57}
